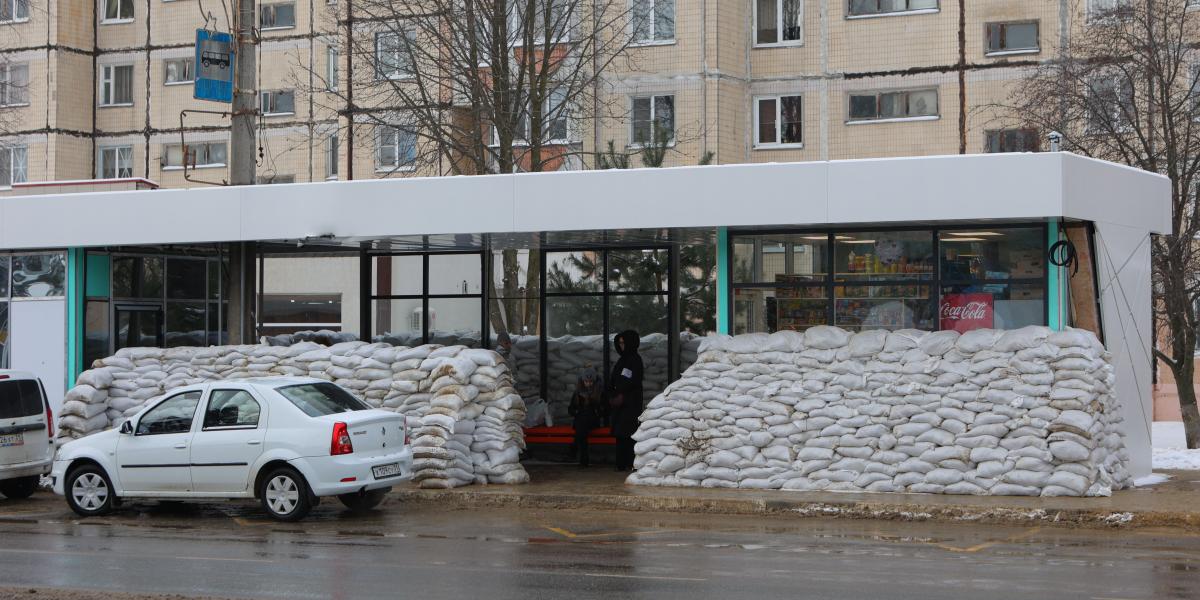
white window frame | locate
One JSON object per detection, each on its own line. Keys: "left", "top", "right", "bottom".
{"left": 0, "top": 145, "right": 28, "bottom": 189}
{"left": 259, "top": 89, "right": 296, "bottom": 116}
{"left": 325, "top": 133, "right": 339, "bottom": 180}
{"left": 375, "top": 30, "right": 415, "bottom": 81}
{"left": 97, "top": 145, "right": 133, "bottom": 179}
{"left": 1087, "top": 0, "right": 1132, "bottom": 21}
{"left": 326, "top": 44, "right": 339, "bottom": 91}
{"left": 160, "top": 141, "right": 228, "bottom": 171}
{"left": 259, "top": 2, "right": 296, "bottom": 31}
{"left": 984, "top": 21, "right": 1039, "bottom": 57}
{"left": 754, "top": 0, "right": 804, "bottom": 47}
{"left": 846, "top": 0, "right": 939, "bottom": 20}
{"left": 629, "top": 94, "right": 675, "bottom": 148}
{"left": 846, "top": 88, "right": 939, "bottom": 124}
{"left": 99, "top": 64, "right": 134, "bottom": 107}
{"left": 753, "top": 94, "right": 804, "bottom": 149}
{"left": 376, "top": 124, "right": 417, "bottom": 172}
{"left": 0, "top": 0, "right": 30, "bottom": 24}
{"left": 1087, "top": 75, "right": 1135, "bottom": 133}
{"left": 631, "top": 0, "right": 676, "bottom": 46}
{"left": 101, "top": 0, "right": 134, "bottom": 24}
{"left": 0, "top": 62, "right": 30, "bottom": 107}
{"left": 163, "top": 58, "right": 194, "bottom": 85}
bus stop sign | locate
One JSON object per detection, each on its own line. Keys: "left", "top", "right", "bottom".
{"left": 194, "top": 29, "right": 234, "bottom": 103}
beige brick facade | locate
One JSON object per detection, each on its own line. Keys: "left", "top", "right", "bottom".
{"left": 0, "top": 1, "right": 1091, "bottom": 191}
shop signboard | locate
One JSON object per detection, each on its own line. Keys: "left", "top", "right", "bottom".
{"left": 194, "top": 29, "right": 234, "bottom": 103}
{"left": 940, "top": 293, "right": 993, "bottom": 332}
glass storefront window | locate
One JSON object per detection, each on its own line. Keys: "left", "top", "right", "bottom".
{"left": 734, "top": 234, "right": 828, "bottom": 284}
{"left": 371, "top": 298, "right": 423, "bottom": 344}
{"left": 546, "top": 295, "right": 603, "bottom": 422}
{"left": 11, "top": 253, "right": 66, "bottom": 297}
{"left": 207, "top": 259, "right": 221, "bottom": 300}
{"left": 940, "top": 283, "right": 1044, "bottom": 331}
{"left": 371, "top": 255, "right": 423, "bottom": 296}
{"left": 834, "top": 231, "right": 934, "bottom": 280}
{"left": 166, "top": 302, "right": 207, "bottom": 347}
{"left": 112, "top": 256, "right": 163, "bottom": 299}
{"left": 84, "top": 300, "right": 109, "bottom": 368}
{"left": 835, "top": 285, "right": 934, "bottom": 331}
{"left": 262, "top": 294, "right": 342, "bottom": 335}
{"left": 546, "top": 251, "right": 602, "bottom": 294}
{"left": 0, "top": 256, "right": 9, "bottom": 298}
{"left": 428, "top": 297, "right": 481, "bottom": 347}
{"left": 609, "top": 249, "right": 668, "bottom": 293}
{"left": 940, "top": 227, "right": 1045, "bottom": 282}
{"left": 167, "top": 258, "right": 207, "bottom": 300}
{"left": 428, "top": 254, "right": 481, "bottom": 295}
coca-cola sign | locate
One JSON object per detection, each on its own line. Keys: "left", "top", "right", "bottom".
{"left": 940, "top": 293, "right": 994, "bottom": 332}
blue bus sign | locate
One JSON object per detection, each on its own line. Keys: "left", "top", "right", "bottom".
{"left": 194, "top": 29, "right": 234, "bottom": 103}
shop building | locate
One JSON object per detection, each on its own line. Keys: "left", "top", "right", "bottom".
{"left": 0, "top": 152, "right": 1170, "bottom": 476}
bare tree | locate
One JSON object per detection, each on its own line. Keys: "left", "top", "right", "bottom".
{"left": 998, "top": 1, "right": 1200, "bottom": 447}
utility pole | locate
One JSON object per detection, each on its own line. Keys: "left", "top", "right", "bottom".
{"left": 231, "top": 0, "right": 257, "bottom": 185}
{"left": 228, "top": 0, "right": 258, "bottom": 343}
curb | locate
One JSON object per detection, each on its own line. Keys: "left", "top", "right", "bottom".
{"left": 392, "top": 488, "right": 1200, "bottom": 531}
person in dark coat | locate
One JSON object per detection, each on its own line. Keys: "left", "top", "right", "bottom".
{"left": 609, "top": 330, "right": 644, "bottom": 472}
{"left": 568, "top": 366, "right": 604, "bottom": 467}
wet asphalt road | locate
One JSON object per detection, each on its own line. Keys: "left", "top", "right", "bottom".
{"left": 0, "top": 491, "right": 1198, "bottom": 600}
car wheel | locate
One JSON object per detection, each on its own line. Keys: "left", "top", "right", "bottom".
{"left": 259, "top": 467, "right": 312, "bottom": 522}
{"left": 0, "top": 476, "right": 39, "bottom": 499}
{"left": 338, "top": 488, "right": 389, "bottom": 512}
{"left": 65, "top": 466, "right": 114, "bottom": 517}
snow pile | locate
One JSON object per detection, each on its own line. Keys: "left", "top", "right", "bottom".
{"left": 628, "top": 326, "right": 1131, "bottom": 497}
{"left": 62, "top": 342, "right": 528, "bottom": 488}
{"left": 1151, "top": 421, "right": 1200, "bottom": 470}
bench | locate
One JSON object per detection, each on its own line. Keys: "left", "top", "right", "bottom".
{"left": 523, "top": 426, "right": 616, "bottom": 446}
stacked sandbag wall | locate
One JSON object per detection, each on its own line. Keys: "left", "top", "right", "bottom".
{"left": 61, "top": 341, "right": 528, "bottom": 488}
{"left": 628, "top": 326, "right": 1130, "bottom": 497}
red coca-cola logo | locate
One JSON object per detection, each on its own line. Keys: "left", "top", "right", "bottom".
{"left": 940, "top": 293, "right": 993, "bottom": 332}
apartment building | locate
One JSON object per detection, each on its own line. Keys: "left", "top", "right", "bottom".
{"left": 0, "top": 1, "right": 1103, "bottom": 193}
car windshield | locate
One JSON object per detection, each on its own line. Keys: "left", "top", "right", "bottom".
{"left": 0, "top": 379, "right": 44, "bottom": 419}
{"left": 275, "top": 382, "right": 370, "bottom": 417}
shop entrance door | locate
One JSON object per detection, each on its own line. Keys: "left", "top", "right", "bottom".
{"left": 541, "top": 247, "right": 673, "bottom": 425}
{"left": 114, "top": 305, "right": 164, "bottom": 351}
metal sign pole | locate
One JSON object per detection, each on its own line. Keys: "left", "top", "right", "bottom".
{"left": 230, "top": 0, "right": 257, "bottom": 187}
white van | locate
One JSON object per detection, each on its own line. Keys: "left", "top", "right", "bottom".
{"left": 0, "top": 371, "right": 55, "bottom": 499}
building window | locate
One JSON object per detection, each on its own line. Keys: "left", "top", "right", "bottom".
{"left": 99, "top": 64, "right": 134, "bottom": 106}
{"left": 98, "top": 146, "right": 133, "bottom": 179}
{"left": 0, "top": 63, "right": 29, "bottom": 106}
{"left": 1088, "top": 0, "right": 1132, "bottom": 20}
{"left": 164, "top": 58, "right": 194, "bottom": 85}
{"left": 162, "top": 142, "right": 227, "bottom": 169}
{"left": 260, "top": 90, "right": 295, "bottom": 116}
{"left": 102, "top": 0, "right": 133, "bottom": 22}
{"left": 326, "top": 45, "right": 339, "bottom": 91}
{"left": 0, "top": 0, "right": 29, "bottom": 24}
{"left": 260, "top": 294, "right": 342, "bottom": 335}
{"left": 0, "top": 146, "right": 27, "bottom": 188}
{"left": 755, "top": 0, "right": 802, "bottom": 46}
{"left": 512, "top": 0, "right": 570, "bottom": 45}
{"left": 985, "top": 21, "right": 1038, "bottom": 55}
{"left": 376, "top": 125, "right": 417, "bottom": 170}
{"left": 847, "top": 0, "right": 938, "bottom": 18}
{"left": 1088, "top": 76, "right": 1134, "bottom": 131}
{"left": 631, "top": 95, "right": 674, "bottom": 146}
{"left": 259, "top": 2, "right": 295, "bottom": 29}
{"left": 325, "top": 134, "right": 339, "bottom": 179}
{"left": 755, "top": 95, "right": 802, "bottom": 147}
{"left": 985, "top": 129, "right": 1039, "bottom": 153}
{"left": 632, "top": 0, "right": 675, "bottom": 43}
{"left": 257, "top": 174, "right": 295, "bottom": 184}
{"left": 375, "top": 30, "right": 414, "bottom": 80}
{"left": 939, "top": 228, "right": 1046, "bottom": 331}
{"left": 848, "top": 88, "right": 938, "bottom": 122}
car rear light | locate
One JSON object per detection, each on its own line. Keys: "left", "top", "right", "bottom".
{"left": 331, "top": 422, "right": 354, "bottom": 456}
{"left": 45, "top": 402, "right": 54, "bottom": 439}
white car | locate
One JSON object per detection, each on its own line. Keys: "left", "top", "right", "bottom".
{"left": 51, "top": 377, "right": 412, "bottom": 521}
{"left": 0, "top": 371, "right": 55, "bottom": 500}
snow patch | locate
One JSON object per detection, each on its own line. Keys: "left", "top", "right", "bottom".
{"left": 1152, "top": 421, "right": 1187, "bottom": 449}
{"left": 1152, "top": 447, "right": 1200, "bottom": 471}
{"left": 1132, "top": 473, "right": 1171, "bottom": 487}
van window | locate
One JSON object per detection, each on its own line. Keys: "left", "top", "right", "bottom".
{"left": 0, "top": 379, "right": 44, "bottom": 419}
{"left": 276, "top": 382, "right": 369, "bottom": 417}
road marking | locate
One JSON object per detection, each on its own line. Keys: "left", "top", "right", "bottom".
{"left": 544, "top": 526, "right": 576, "bottom": 539}
{"left": 232, "top": 516, "right": 271, "bottom": 527}
{"left": 936, "top": 526, "right": 1043, "bottom": 553}
{"left": 581, "top": 572, "right": 706, "bottom": 582}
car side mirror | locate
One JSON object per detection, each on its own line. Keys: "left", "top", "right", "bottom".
{"left": 119, "top": 421, "right": 133, "bottom": 435}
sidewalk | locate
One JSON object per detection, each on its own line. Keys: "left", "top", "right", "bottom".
{"left": 394, "top": 463, "right": 1200, "bottom": 530}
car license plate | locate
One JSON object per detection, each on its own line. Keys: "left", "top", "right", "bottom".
{"left": 372, "top": 463, "right": 402, "bottom": 479}
{"left": 0, "top": 433, "right": 22, "bottom": 447}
